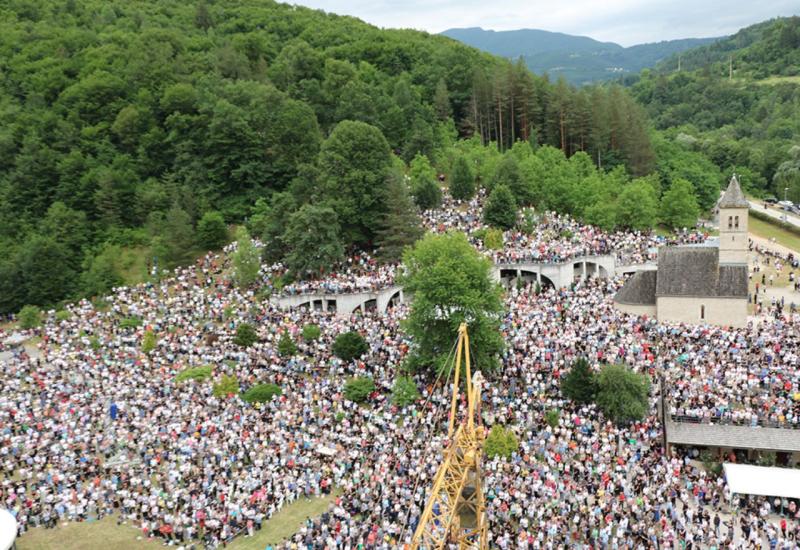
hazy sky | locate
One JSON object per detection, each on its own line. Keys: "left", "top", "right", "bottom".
{"left": 292, "top": 0, "right": 798, "bottom": 46}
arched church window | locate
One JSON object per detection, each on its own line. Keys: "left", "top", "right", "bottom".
{"left": 735, "top": 215, "right": 739, "bottom": 228}
{"left": 700, "top": 305, "right": 705, "bottom": 320}
{"left": 728, "top": 216, "right": 733, "bottom": 229}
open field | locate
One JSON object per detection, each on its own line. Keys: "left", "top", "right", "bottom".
{"left": 748, "top": 216, "right": 800, "bottom": 253}
{"left": 17, "top": 491, "right": 338, "bottom": 550}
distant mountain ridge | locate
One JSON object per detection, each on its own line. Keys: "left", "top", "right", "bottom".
{"left": 441, "top": 27, "right": 722, "bottom": 85}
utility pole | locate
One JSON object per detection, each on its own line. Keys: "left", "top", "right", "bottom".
{"left": 677, "top": 55, "right": 681, "bottom": 72}
{"left": 729, "top": 56, "right": 733, "bottom": 80}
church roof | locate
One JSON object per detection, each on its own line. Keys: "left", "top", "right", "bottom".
{"left": 614, "top": 270, "right": 657, "bottom": 305}
{"left": 655, "top": 247, "right": 747, "bottom": 298}
{"left": 718, "top": 174, "right": 749, "bottom": 209}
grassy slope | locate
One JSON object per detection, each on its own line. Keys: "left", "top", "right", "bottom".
{"left": 748, "top": 216, "right": 800, "bottom": 252}
{"left": 17, "top": 492, "right": 338, "bottom": 550}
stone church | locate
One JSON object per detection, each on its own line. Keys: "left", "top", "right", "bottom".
{"left": 614, "top": 175, "right": 749, "bottom": 327}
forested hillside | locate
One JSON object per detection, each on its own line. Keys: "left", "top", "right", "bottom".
{"left": 0, "top": 0, "right": 655, "bottom": 314}
{"left": 655, "top": 16, "right": 800, "bottom": 78}
{"left": 628, "top": 16, "right": 800, "bottom": 201}
{"left": 442, "top": 27, "right": 719, "bottom": 85}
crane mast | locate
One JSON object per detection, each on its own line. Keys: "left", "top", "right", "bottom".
{"left": 410, "top": 323, "right": 488, "bottom": 550}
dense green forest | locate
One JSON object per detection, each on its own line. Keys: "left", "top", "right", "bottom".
{"left": 0, "top": 0, "right": 661, "bottom": 315}
{"left": 627, "top": 16, "right": 800, "bottom": 200}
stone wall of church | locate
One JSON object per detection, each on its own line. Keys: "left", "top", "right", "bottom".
{"left": 614, "top": 302, "right": 657, "bottom": 318}
{"left": 657, "top": 296, "right": 748, "bottom": 327}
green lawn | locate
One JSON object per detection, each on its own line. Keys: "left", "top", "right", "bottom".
{"left": 17, "top": 491, "right": 338, "bottom": 550}
{"left": 748, "top": 216, "right": 800, "bottom": 253}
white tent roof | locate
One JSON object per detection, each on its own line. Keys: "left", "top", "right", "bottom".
{"left": 0, "top": 509, "right": 16, "bottom": 550}
{"left": 723, "top": 463, "right": 800, "bottom": 500}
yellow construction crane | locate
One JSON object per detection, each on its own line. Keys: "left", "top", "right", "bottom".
{"left": 410, "top": 323, "right": 488, "bottom": 550}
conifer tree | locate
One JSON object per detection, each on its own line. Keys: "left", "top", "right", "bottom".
{"left": 449, "top": 155, "right": 475, "bottom": 201}
{"left": 483, "top": 184, "right": 517, "bottom": 230}
{"left": 375, "top": 174, "right": 423, "bottom": 263}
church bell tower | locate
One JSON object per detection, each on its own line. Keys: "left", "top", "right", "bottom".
{"left": 718, "top": 174, "right": 749, "bottom": 265}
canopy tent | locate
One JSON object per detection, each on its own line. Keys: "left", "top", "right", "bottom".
{"left": 0, "top": 509, "right": 16, "bottom": 550}
{"left": 723, "top": 463, "right": 800, "bottom": 500}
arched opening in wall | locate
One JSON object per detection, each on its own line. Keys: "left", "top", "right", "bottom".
{"left": 313, "top": 299, "right": 323, "bottom": 311}
{"left": 598, "top": 265, "right": 608, "bottom": 278}
{"left": 363, "top": 299, "right": 377, "bottom": 312}
{"left": 538, "top": 274, "right": 555, "bottom": 289}
{"left": 297, "top": 302, "right": 311, "bottom": 311}
{"left": 499, "top": 269, "right": 520, "bottom": 288}
{"left": 326, "top": 300, "right": 337, "bottom": 312}
{"left": 387, "top": 290, "right": 402, "bottom": 309}
{"left": 700, "top": 305, "right": 705, "bottom": 320}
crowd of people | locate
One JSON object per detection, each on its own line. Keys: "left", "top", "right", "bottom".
{"left": 1, "top": 199, "right": 800, "bottom": 549}
{"left": 277, "top": 193, "right": 710, "bottom": 298}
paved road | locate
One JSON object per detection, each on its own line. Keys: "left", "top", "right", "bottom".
{"left": 748, "top": 200, "right": 800, "bottom": 229}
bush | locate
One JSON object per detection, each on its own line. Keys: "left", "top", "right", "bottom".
{"left": 18, "top": 305, "right": 42, "bottom": 329}
{"left": 561, "top": 357, "right": 596, "bottom": 404}
{"left": 196, "top": 211, "right": 228, "bottom": 249}
{"left": 333, "top": 331, "right": 369, "bottom": 362}
{"left": 344, "top": 376, "right": 375, "bottom": 403}
{"left": 175, "top": 365, "right": 213, "bottom": 383}
{"left": 277, "top": 332, "right": 297, "bottom": 357}
{"left": 483, "top": 228, "right": 504, "bottom": 250}
{"left": 242, "top": 383, "right": 282, "bottom": 404}
{"left": 55, "top": 310, "right": 71, "bottom": 322}
{"left": 212, "top": 374, "right": 239, "bottom": 398}
{"left": 142, "top": 329, "right": 157, "bottom": 354}
{"left": 234, "top": 323, "right": 258, "bottom": 347}
{"left": 595, "top": 364, "right": 650, "bottom": 424}
{"left": 391, "top": 376, "right": 421, "bottom": 407}
{"left": 119, "top": 316, "right": 142, "bottom": 329}
{"left": 544, "top": 409, "right": 560, "bottom": 428}
{"left": 484, "top": 425, "right": 519, "bottom": 459}
{"left": 89, "top": 336, "right": 101, "bottom": 351}
{"left": 302, "top": 323, "right": 321, "bottom": 340}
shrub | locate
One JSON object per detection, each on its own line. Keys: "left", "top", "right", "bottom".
{"left": 344, "top": 376, "right": 375, "bottom": 403}
{"left": 595, "top": 364, "right": 650, "bottom": 424}
{"left": 544, "top": 409, "right": 560, "bottom": 428}
{"left": 483, "top": 228, "right": 504, "bottom": 250}
{"left": 333, "top": 331, "right": 369, "bottom": 362}
{"left": 391, "top": 376, "right": 421, "bottom": 407}
{"left": 335, "top": 411, "right": 346, "bottom": 423}
{"left": 196, "top": 211, "right": 228, "bottom": 249}
{"left": 242, "top": 383, "right": 282, "bottom": 404}
{"left": 119, "top": 316, "right": 142, "bottom": 329}
{"left": 175, "top": 365, "right": 213, "bottom": 383}
{"left": 277, "top": 332, "right": 297, "bottom": 357}
{"left": 18, "top": 305, "right": 42, "bottom": 329}
{"left": 142, "top": 329, "right": 157, "bottom": 354}
{"left": 561, "top": 358, "right": 596, "bottom": 404}
{"left": 302, "top": 324, "right": 322, "bottom": 341}
{"left": 89, "top": 336, "right": 101, "bottom": 351}
{"left": 484, "top": 425, "right": 519, "bottom": 459}
{"left": 212, "top": 374, "right": 239, "bottom": 398}
{"left": 55, "top": 310, "right": 71, "bottom": 322}
{"left": 234, "top": 323, "right": 258, "bottom": 347}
